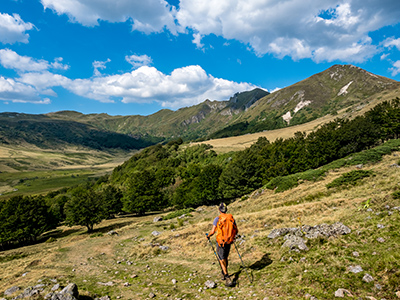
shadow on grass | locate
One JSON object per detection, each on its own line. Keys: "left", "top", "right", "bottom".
{"left": 249, "top": 253, "right": 273, "bottom": 270}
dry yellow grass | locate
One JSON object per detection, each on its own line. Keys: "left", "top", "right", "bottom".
{"left": 1, "top": 148, "right": 399, "bottom": 299}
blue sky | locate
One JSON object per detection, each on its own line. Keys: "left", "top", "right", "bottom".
{"left": 0, "top": 0, "right": 400, "bottom": 116}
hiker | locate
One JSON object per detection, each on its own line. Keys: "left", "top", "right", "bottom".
{"left": 206, "top": 202, "right": 238, "bottom": 282}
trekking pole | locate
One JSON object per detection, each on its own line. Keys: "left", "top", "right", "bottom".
{"left": 206, "top": 233, "right": 224, "bottom": 274}
{"left": 234, "top": 241, "right": 252, "bottom": 283}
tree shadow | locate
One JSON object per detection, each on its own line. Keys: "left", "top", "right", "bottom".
{"left": 249, "top": 253, "right": 273, "bottom": 270}
{"left": 93, "top": 221, "right": 133, "bottom": 234}
{"left": 79, "top": 296, "right": 94, "bottom": 300}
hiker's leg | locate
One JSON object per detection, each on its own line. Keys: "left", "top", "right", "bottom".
{"left": 219, "top": 258, "right": 228, "bottom": 276}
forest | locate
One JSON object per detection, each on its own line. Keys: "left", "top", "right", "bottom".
{"left": 1, "top": 98, "right": 400, "bottom": 249}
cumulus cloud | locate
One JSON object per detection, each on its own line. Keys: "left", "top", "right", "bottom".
{"left": 383, "top": 37, "right": 400, "bottom": 50}
{"left": 0, "top": 13, "right": 34, "bottom": 44}
{"left": 17, "top": 63, "right": 256, "bottom": 107}
{"left": 125, "top": 54, "right": 153, "bottom": 69}
{"left": 40, "top": 0, "right": 178, "bottom": 34}
{"left": 176, "top": 0, "right": 400, "bottom": 62}
{"left": 0, "top": 76, "right": 42, "bottom": 103}
{"left": 0, "top": 49, "right": 69, "bottom": 72}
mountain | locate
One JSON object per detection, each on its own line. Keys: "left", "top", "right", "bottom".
{"left": 209, "top": 64, "right": 400, "bottom": 138}
{"left": 46, "top": 88, "right": 269, "bottom": 141}
{"left": 1, "top": 65, "right": 399, "bottom": 151}
{"left": 0, "top": 112, "right": 154, "bottom": 150}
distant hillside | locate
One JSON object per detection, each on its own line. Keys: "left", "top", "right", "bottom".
{"left": 209, "top": 65, "right": 400, "bottom": 138}
{"left": 46, "top": 88, "right": 269, "bottom": 141}
{"left": 0, "top": 113, "right": 155, "bottom": 150}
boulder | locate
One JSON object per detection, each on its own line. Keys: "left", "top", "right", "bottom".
{"left": 4, "top": 286, "right": 20, "bottom": 296}
{"left": 282, "top": 235, "right": 308, "bottom": 251}
{"left": 363, "top": 274, "right": 374, "bottom": 283}
{"left": 334, "top": 288, "right": 352, "bottom": 297}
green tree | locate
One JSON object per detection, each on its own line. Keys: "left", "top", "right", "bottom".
{"left": 64, "top": 186, "right": 106, "bottom": 232}
{"left": 101, "top": 185, "right": 123, "bottom": 219}
{"left": 123, "top": 169, "right": 165, "bottom": 215}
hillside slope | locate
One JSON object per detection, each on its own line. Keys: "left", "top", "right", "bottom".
{"left": 1, "top": 142, "right": 399, "bottom": 300}
{"left": 208, "top": 65, "right": 400, "bottom": 138}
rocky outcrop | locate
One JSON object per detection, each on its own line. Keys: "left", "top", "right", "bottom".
{"left": 268, "top": 222, "right": 351, "bottom": 251}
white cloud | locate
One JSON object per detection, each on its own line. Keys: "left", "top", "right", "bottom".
{"left": 40, "top": 0, "right": 178, "bottom": 34}
{"left": 0, "top": 13, "right": 34, "bottom": 44}
{"left": 92, "top": 58, "right": 111, "bottom": 76}
{"left": 17, "top": 64, "right": 256, "bottom": 107}
{"left": 192, "top": 33, "right": 204, "bottom": 50}
{"left": 389, "top": 60, "right": 400, "bottom": 76}
{"left": 176, "top": 0, "right": 400, "bottom": 62}
{"left": 383, "top": 37, "right": 400, "bottom": 50}
{"left": 0, "top": 49, "right": 69, "bottom": 72}
{"left": 125, "top": 54, "right": 153, "bottom": 69}
{"left": 0, "top": 76, "right": 42, "bottom": 102}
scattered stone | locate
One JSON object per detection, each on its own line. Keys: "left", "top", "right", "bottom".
{"left": 95, "top": 297, "right": 111, "bottom": 300}
{"left": 51, "top": 284, "right": 61, "bottom": 291}
{"left": 389, "top": 163, "right": 399, "bottom": 168}
{"left": 396, "top": 291, "right": 400, "bottom": 298}
{"left": 123, "top": 282, "right": 130, "bottom": 287}
{"left": 367, "top": 208, "right": 373, "bottom": 212}
{"left": 149, "top": 292, "right": 156, "bottom": 298}
{"left": 204, "top": 280, "right": 216, "bottom": 289}
{"left": 352, "top": 251, "right": 359, "bottom": 257}
{"left": 172, "top": 279, "right": 177, "bottom": 284}
{"left": 4, "top": 286, "right": 20, "bottom": 296}
{"left": 377, "top": 237, "right": 385, "bottom": 243}
{"left": 159, "top": 245, "right": 169, "bottom": 251}
{"left": 365, "top": 297, "right": 377, "bottom": 300}
{"left": 61, "top": 283, "right": 79, "bottom": 298}
{"left": 131, "top": 274, "right": 138, "bottom": 278}
{"left": 282, "top": 235, "right": 308, "bottom": 251}
{"left": 355, "top": 164, "right": 363, "bottom": 169}
{"left": 375, "top": 284, "right": 382, "bottom": 290}
{"left": 97, "top": 282, "right": 114, "bottom": 286}
{"left": 349, "top": 265, "right": 363, "bottom": 273}
{"left": 363, "top": 273, "right": 374, "bottom": 283}
{"left": 334, "top": 288, "right": 353, "bottom": 297}
{"left": 377, "top": 224, "right": 385, "bottom": 229}
{"left": 153, "top": 216, "right": 163, "bottom": 222}
{"left": 107, "top": 230, "right": 118, "bottom": 236}
{"left": 152, "top": 231, "right": 161, "bottom": 236}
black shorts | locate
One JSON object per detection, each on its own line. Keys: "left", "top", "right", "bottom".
{"left": 216, "top": 243, "right": 231, "bottom": 260}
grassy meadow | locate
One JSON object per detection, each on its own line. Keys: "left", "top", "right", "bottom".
{"left": 0, "top": 145, "right": 136, "bottom": 198}
{"left": 0, "top": 145, "right": 399, "bottom": 299}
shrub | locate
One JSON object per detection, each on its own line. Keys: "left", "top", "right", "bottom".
{"left": 163, "top": 208, "right": 194, "bottom": 220}
{"left": 392, "top": 191, "right": 400, "bottom": 199}
{"left": 326, "top": 170, "right": 374, "bottom": 189}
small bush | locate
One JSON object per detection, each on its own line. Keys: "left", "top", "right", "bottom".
{"left": 163, "top": 208, "right": 194, "bottom": 220}
{"left": 265, "top": 175, "right": 298, "bottom": 193}
{"left": 90, "top": 232, "right": 103, "bottom": 238}
{"left": 326, "top": 170, "right": 374, "bottom": 189}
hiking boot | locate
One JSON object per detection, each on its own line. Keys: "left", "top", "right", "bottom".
{"left": 225, "top": 276, "right": 234, "bottom": 287}
{"left": 220, "top": 271, "right": 228, "bottom": 280}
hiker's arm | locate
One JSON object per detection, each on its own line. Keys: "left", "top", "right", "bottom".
{"left": 208, "top": 225, "right": 217, "bottom": 237}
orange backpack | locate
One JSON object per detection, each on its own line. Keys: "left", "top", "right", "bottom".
{"left": 216, "top": 213, "right": 238, "bottom": 246}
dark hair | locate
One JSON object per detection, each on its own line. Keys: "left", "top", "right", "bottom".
{"left": 219, "top": 202, "right": 227, "bottom": 213}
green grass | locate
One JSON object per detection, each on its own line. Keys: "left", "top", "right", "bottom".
{"left": 326, "top": 170, "right": 374, "bottom": 189}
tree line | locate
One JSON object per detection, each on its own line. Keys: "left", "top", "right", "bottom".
{"left": 1, "top": 98, "right": 400, "bottom": 248}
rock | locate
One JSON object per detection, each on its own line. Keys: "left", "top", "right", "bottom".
{"left": 282, "top": 235, "right": 308, "bottom": 251}
{"left": 334, "top": 288, "right": 352, "bottom": 297}
{"left": 355, "top": 164, "right": 363, "bottom": 169}
{"left": 4, "top": 286, "right": 20, "bottom": 296}
{"left": 149, "top": 292, "right": 156, "bottom": 298}
{"left": 107, "top": 230, "right": 118, "bottom": 236}
{"left": 97, "top": 282, "right": 114, "bottom": 286}
{"left": 396, "top": 291, "right": 400, "bottom": 298}
{"left": 51, "top": 284, "right": 61, "bottom": 291}
{"left": 95, "top": 297, "right": 111, "bottom": 300}
{"left": 389, "top": 163, "right": 399, "bottom": 168}
{"left": 377, "top": 224, "right": 385, "bottom": 229}
{"left": 363, "top": 273, "right": 374, "bottom": 283}
{"left": 377, "top": 237, "right": 385, "bottom": 243}
{"left": 348, "top": 265, "right": 363, "bottom": 273}
{"left": 153, "top": 216, "right": 163, "bottom": 222}
{"left": 172, "top": 279, "right": 177, "bottom": 284}
{"left": 204, "top": 280, "right": 216, "bottom": 289}
{"left": 152, "top": 231, "right": 161, "bottom": 236}
{"left": 60, "top": 283, "right": 79, "bottom": 298}
{"left": 159, "top": 245, "right": 169, "bottom": 251}
{"left": 352, "top": 251, "right": 359, "bottom": 257}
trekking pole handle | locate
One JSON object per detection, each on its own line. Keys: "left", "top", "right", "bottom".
{"left": 205, "top": 233, "right": 209, "bottom": 239}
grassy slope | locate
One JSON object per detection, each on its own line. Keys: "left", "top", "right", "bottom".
{"left": 1, "top": 144, "right": 399, "bottom": 299}
{"left": 0, "top": 145, "right": 136, "bottom": 198}
{"left": 196, "top": 84, "right": 400, "bottom": 153}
